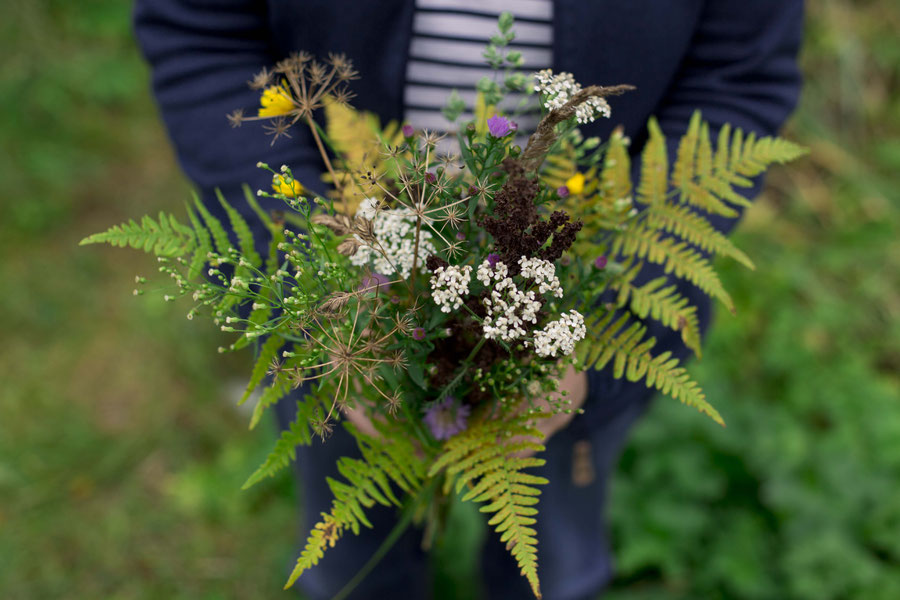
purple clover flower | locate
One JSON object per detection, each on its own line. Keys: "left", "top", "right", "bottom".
{"left": 594, "top": 255, "right": 608, "bottom": 269}
{"left": 487, "top": 115, "right": 512, "bottom": 138}
{"left": 425, "top": 172, "right": 436, "bottom": 184}
{"left": 487, "top": 253, "right": 500, "bottom": 267}
{"left": 412, "top": 327, "right": 426, "bottom": 341}
{"left": 557, "top": 186, "right": 570, "bottom": 198}
{"left": 423, "top": 396, "right": 471, "bottom": 440}
{"left": 402, "top": 124, "right": 415, "bottom": 138}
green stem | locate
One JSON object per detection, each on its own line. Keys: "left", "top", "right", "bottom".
{"left": 330, "top": 480, "right": 439, "bottom": 600}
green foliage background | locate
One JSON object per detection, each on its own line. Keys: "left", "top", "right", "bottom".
{"left": 1, "top": 1, "right": 897, "bottom": 598}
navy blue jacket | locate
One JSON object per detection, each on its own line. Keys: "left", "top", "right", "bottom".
{"left": 134, "top": 0, "right": 803, "bottom": 424}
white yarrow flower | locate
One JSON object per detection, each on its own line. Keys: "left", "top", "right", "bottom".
{"left": 357, "top": 197, "right": 379, "bottom": 220}
{"left": 531, "top": 310, "right": 587, "bottom": 357}
{"left": 518, "top": 256, "right": 563, "bottom": 298}
{"left": 349, "top": 205, "right": 436, "bottom": 279}
{"left": 430, "top": 265, "right": 473, "bottom": 313}
{"left": 533, "top": 69, "right": 611, "bottom": 124}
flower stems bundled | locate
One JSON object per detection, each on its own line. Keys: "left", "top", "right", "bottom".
{"left": 82, "top": 13, "right": 806, "bottom": 599}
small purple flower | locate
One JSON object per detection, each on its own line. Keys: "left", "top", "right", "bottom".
{"left": 487, "top": 115, "right": 512, "bottom": 138}
{"left": 359, "top": 272, "right": 390, "bottom": 292}
{"left": 425, "top": 172, "right": 436, "bottom": 184}
{"left": 594, "top": 255, "right": 608, "bottom": 269}
{"left": 402, "top": 123, "right": 415, "bottom": 138}
{"left": 510, "top": 120, "right": 519, "bottom": 132}
{"left": 455, "top": 231, "right": 466, "bottom": 241}
{"left": 423, "top": 396, "right": 471, "bottom": 440}
{"left": 487, "top": 253, "right": 500, "bottom": 267}
{"left": 557, "top": 186, "right": 570, "bottom": 198}
{"left": 412, "top": 327, "right": 426, "bottom": 341}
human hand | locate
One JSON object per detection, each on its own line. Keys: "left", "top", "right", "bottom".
{"left": 342, "top": 365, "right": 588, "bottom": 453}
{"left": 516, "top": 364, "right": 587, "bottom": 458}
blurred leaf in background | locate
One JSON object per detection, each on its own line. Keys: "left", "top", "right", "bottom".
{"left": 0, "top": 1, "right": 297, "bottom": 598}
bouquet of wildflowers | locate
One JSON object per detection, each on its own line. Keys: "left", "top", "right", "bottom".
{"left": 83, "top": 15, "right": 804, "bottom": 598}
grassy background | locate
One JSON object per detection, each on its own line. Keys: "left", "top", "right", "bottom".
{"left": 1, "top": 1, "right": 897, "bottom": 598}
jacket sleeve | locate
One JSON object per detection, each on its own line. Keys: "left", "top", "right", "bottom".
{"left": 133, "top": 0, "right": 323, "bottom": 233}
{"left": 584, "top": 0, "right": 804, "bottom": 425}
{"left": 654, "top": 0, "right": 804, "bottom": 235}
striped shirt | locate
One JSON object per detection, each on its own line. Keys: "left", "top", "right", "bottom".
{"left": 403, "top": 0, "right": 554, "bottom": 152}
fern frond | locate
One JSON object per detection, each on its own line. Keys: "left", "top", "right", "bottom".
{"left": 578, "top": 312, "right": 723, "bottom": 425}
{"left": 239, "top": 335, "right": 284, "bottom": 406}
{"left": 242, "top": 399, "right": 318, "bottom": 490}
{"left": 185, "top": 203, "right": 213, "bottom": 279}
{"left": 79, "top": 212, "right": 196, "bottom": 257}
{"left": 599, "top": 127, "right": 633, "bottom": 206}
{"left": 726, "top": 129, "right": 809, "bottom": 179}
{"left": 614, "top": 275, "right": 703, "bottom": 358}
{"left": 612, "top": 224, "right": 734, "bottom": 312}
{"left": 192, "top": 195, "right": 232, "bottom": 256}
{"left": 637, "top": 118, "right": 668, "bottom": 205}
{"left": 215, "top": 189, "right": 261, "bottom": 267}
{"left": 430, "top": 414, "right": 548, "bottom": 599}
{"left": 286, "top": 424, "right": 424, "bottom": 589}
{"left": 323, "top": 96, "right": 405, "bottom": 212}
{"left": 250, "top": 375, "right": 291, "bottom": 430}
{"left": 645, "top": 202, "right": 754, "bottom": 269}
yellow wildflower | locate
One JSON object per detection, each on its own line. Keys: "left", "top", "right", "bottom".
{"left": 272, "top": 174, "right": 304, "bottom": 197}
{"left": 565, "top": 172, "right": 586, "bottom": 195}
{"left": 258, "top": 85, "right": 295, "bottom": 117}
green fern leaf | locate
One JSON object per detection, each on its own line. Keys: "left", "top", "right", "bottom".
{"left": 216, "top": 189, "right": 262, "bottom": 267}
{"left": 285, "top": 424, "right": 423, "bottom": 589}
{"left": 240, "top": 335, "right": 284, "bottom": 406}
{"left": 183, "top": 203, "right": 213, "bottom": 280}
{"left": 80, "top": 213, "right": 195, "bottom": 257}
{"left": 192, "top": 195, "right": 233, "bottom": 257}
{"left": 242, "top": 401, "right": 317, "bottom": 489}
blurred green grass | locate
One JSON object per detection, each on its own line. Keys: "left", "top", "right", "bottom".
{"left": 1, "top": 1, "right": 898, "bottom": 599}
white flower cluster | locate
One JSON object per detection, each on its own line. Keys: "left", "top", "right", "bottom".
{"left": 430, "top": 265, "right": 473, "bottom": 313}
{"left": 518, "top": 256, "right": 563, "bottom": 298}
{"left": 350, "top": 205, "right": 436, "bottom": 279}
{"left": 477, "top": 258, "right": 541, "bottom": 342}
{"left": 357, "top": 197, "right": 379, "bottom": 220}
{"left": 531, "top": 310, "right": 587, "bottom": 358}
{"left": 533, "top": 69, "right": 612, "bottom": 124}
{"left": 432, "top": 255, "right": 585, "bottom": 357}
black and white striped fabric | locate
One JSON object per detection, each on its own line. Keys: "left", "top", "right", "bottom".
{"left": 403, "top": 0, "right": 554, "bottom": 152}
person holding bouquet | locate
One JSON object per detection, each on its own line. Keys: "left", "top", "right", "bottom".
{"left": 132, "top": 2, "right": 803, "bottom": 598}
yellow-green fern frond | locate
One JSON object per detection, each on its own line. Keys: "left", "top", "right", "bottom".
{"left": 323, "top": 97, "right": 405, "bottom": 212}
{"left": 600, "top": 127, "right": 633, "bottom": 207}
{"left": 645, "top": 202, "right": 754, "bottom": 269}
{"left": 578, "top": 312, "right": 723, "bottom": 425}
{"left": 637, "top": 118, "right": 668, "bottom": 206}
{"left": 429, "top": 413, "right": 548, "bottom": 599}
{"left": 614, "top": 275, "right": 703, "bottom": 357}
{"left": 612, "top": 225, "right": 734, "bottom": 313}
